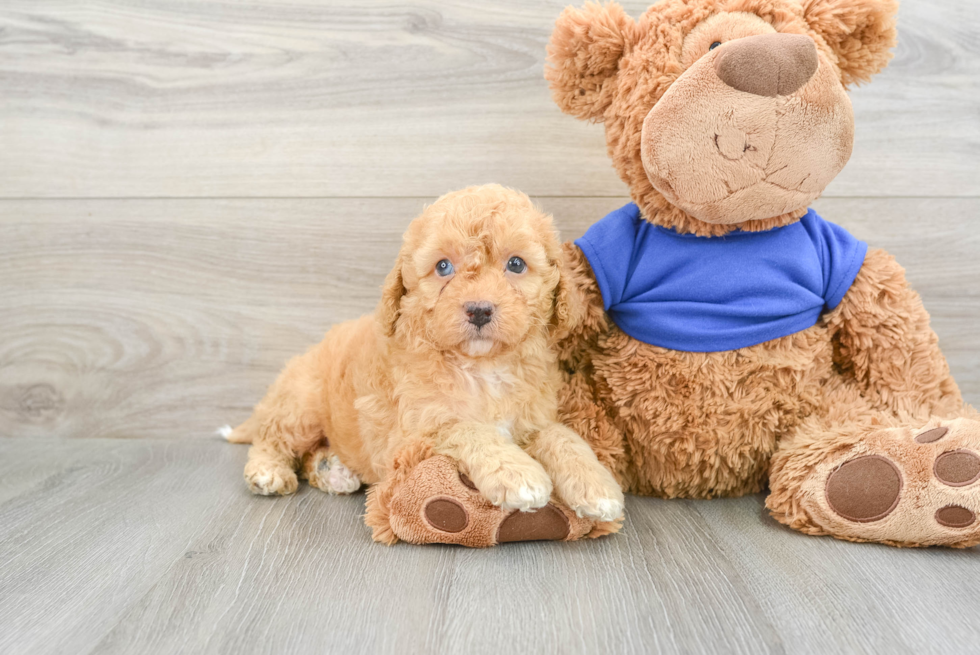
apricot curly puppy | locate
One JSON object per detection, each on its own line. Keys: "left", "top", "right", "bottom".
{"left": 225, "top": 185, "right": 625, "bottom": 524}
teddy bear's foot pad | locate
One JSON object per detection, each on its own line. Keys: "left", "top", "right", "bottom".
{"left": 825, "top": 455, "right": 902, "bottom": 522}
{"left": 420, "top": 476, "right": 572, "bottom": 541}
{"left": 812, "top": 419, "right": 980, "bottom": 547}
{"left": 496, "top": 505, "right": 570, "bottom": 542}
{"left": 422, "top": 498, "right": 470, "bottom": 533}
{"left": 387, "top": 455, "right": 603, "bottom": 547}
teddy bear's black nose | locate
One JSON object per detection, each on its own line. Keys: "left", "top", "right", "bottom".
{"left": 464, "top": 302, "right": 495, "bottom": 328}
{"left": 714, "top": 32, "right": 818, "bottom": 97}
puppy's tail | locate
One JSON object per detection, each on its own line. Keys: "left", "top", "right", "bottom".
{"left": 217, "top": 416, "right": 257, "bottom": 444}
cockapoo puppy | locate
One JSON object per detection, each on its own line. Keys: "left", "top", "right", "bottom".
{"left": 224, "top": 185, "right": 625, "bottom": 521}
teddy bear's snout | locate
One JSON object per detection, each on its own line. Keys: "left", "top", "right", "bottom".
{"left": 714, "top": 33, "right": 818, "bottom": 98}
{"left": 639, "top": 26, "right": 852, "bottom": 224}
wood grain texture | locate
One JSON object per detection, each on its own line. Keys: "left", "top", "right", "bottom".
{"left": 1, "top": 196, "right": 977, "bottom": 440}
{"left": 0, "top": 437, "right": 978, "bottom": 655}
{"left": 0, "top": 0, "right": 977, "bottom": 199}
{"left": 1, "top": 3, "right": 978, "bottom": 653}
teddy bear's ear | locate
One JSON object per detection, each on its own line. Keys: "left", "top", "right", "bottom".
{"left": 802, "top": 0, "right": 899, "bottom": 86}
{"left": 545, "top": 2, "right": 637, "bottom": 122}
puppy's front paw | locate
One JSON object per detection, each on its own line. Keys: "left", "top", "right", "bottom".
{"left": 472, "top": 461, "right": 553, "bottom": 512}
{"left": 306, "top": 453, "right": 362, "bottom": 495}
{"left": 244, "top": 460, "right": 298, "bottom": 496}
{"left": 500, "top": 476, "right": 553, "bottom": 512}
{"left": 555, "top": 464, "right": 625, "bottom": 522}
{"left": 570, "top": 495, "right": 625, "bottom": 522}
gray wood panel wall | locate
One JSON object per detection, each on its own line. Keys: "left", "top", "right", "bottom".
{"left": 1, "top": 0, "right": 978, "bottom": 440}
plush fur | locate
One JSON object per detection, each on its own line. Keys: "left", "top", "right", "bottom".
{"left": 542, "top": 0, "right": 980, "bottom": 548}
{"left": 381, "top": 0, "right": 980, "bottom": 548}
{"left": 546, "top": 0, "right": 895, "bottom": 237}
{"left": 228, "top": 185, "right": 624, "bottom": 545}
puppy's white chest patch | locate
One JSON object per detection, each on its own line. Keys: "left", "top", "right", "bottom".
{"left": 461, "top": 363, "right": 517, "bottom": 399}
{"left": 454, "top": 362, "right": 521, "bottom": 438}
{"left": 496, "top": 419, "right": 515, "bottom": 441}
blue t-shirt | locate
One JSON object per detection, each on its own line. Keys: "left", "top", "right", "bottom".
{"left": 574, "top": 204, "right": 868, "bottom": 352}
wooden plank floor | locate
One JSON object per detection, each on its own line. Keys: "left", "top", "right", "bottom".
{"left": 1, "top": 437, "right": 978, "bottom": 655}
{"left": 1, "top": 0, "right": 979, "bottom": 653}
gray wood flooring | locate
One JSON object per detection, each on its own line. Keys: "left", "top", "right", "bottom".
{"left": 1, "top": 0, "right": 979, "bottom": 653}
{"left": 2, "top": 437, "right": 979, "bottom": 655}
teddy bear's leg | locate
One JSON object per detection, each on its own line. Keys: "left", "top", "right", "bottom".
{"left": 768, "top": 382, "right": 980, "bottom": 548}
{"left": 826, "top": 248, "right": 964, "bottom": 418}
{"left": 363, "top": 439, "right": 621, "bottom": 547}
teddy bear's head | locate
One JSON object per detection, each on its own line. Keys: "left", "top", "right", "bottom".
{"left": 546, "top": 0, "right": 897, "bottom": 235}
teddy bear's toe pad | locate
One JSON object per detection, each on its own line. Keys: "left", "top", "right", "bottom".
{"left": 825, "top": 455, "right": 902, "bottom": 522}
{"left": 933, "top": 450, "right": 980, "bottom": 487}
{"left": 914, "top": 426, "right": 948, "bottom": 444}
{"left": 935, "top": 505, "right": 976, "bottom": 528}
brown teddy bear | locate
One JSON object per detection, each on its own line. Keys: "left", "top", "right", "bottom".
{"left": 366, "top": 0, "right": 980, "bottom": 548}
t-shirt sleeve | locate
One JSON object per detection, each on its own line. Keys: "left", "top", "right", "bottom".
{"left": 574, "top": 204, "right": 640, "bottom": 310}
{"left": 803, "top": 210, "right": 869, "bottom": 310}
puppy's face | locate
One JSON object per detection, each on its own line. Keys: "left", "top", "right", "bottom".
{"left": 379, "top": 186, "right": 571, "bottom": 358}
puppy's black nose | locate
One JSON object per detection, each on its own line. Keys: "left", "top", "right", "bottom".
{"left": 464, "top": 302, "right": 495, "bottom": 328}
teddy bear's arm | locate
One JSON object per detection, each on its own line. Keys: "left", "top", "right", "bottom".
{"left": 553, "top": 242, "right": 630, "bottom": 483}
{"left": 555, "top": 242, "right": 609, "bottom": 365}
{"left": 825, "top": 247, "right": 963, "bottom": 416}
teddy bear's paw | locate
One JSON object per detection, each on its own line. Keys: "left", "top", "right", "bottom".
{"left": 304, "top": 452, "right": 362, "bottom": 495}
{"left": 385, "top": 455, "right": 598, "bottom": 547}
{"left": 806, "top": 418, "right": 980, "bottom": 548}
{"left": 244, "top": 459, "right": 299, "bottom": 496}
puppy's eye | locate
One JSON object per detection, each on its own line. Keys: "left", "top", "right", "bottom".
{"left": 435, "top": 259, "right": 454, "bottom": 277}
{"left": 709, "top": 41, "right": 722, "bottom": 50}
{"left": 506, "top": 256, "right": 527, "bottom": 274}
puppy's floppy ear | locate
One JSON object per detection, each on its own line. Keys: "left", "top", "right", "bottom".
{"left": 803, "top": 0, "right": 898, "bottom": 86}
{"left": 377, "top": 255, "right": 406, "bottom": 337}
{"left": 549, "top": 246, "right": 587, "bottom": 341}
{"left": 545, "top": 2, "right": 637, "bottom": 122}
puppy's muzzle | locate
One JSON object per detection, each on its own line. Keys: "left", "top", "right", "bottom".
{"left": 464, "top": 302, "right": 495, "bottom": 328}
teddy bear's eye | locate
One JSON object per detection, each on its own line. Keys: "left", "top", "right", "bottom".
{"left": 709, "top": 41, "right": 722, "bottom": 50}
{"left": 435, "top": 259, "right": 454, "bottom": 277}
{"left": 506, "top": 256, "right": 527, "bottom": 274}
